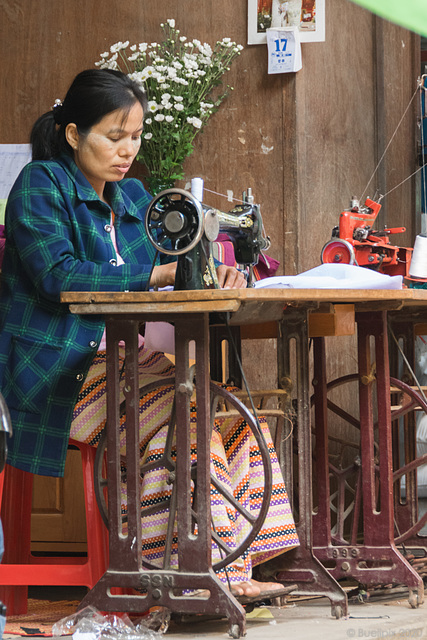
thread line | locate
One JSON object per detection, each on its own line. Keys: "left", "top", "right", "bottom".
{"left": 360, "top": 80, "right": 422, "bottom": 203}
{"left": 380, "top": 164, "right": 425, "bottom": 200}
{"left": 421, "top": 78, "right": 427, "bottom": 217}
{"left": 203, "top": 187, "right": 245, "bottom": 204}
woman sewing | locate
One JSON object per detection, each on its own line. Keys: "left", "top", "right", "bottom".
{"left": 0, "top": 68, "right": 298, "bottom": 600}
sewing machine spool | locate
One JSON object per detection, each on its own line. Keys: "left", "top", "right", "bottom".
{"left": 408, "top": 234, "right": 427, "bottom": 280}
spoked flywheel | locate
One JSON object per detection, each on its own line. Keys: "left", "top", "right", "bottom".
{"left": 94, "top": 378, "right": 272, "bottom": 572}
{"left": 311, "top": 373, "right": 427, "bottom": 546}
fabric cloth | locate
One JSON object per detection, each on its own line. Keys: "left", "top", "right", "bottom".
{"left": 212, "top": 234, "right": 280, "bottom": 281}
{"left": 0, "top": 154, "right": 163, "bottom": 477}
{"left": 70, "top": 344, "right": 299, "bottom": 585}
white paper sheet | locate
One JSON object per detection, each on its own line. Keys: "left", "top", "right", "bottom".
{"left": 0, "top": 144, "right": 31, "bottom": 199}
{"left": 253, "top": 263, "right": 403, "bottom": 290}
{"left": 0, "top": 144, "right": 32, "bottom": 225}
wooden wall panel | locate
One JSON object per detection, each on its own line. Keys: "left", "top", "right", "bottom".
{"left": 381, "top": 24, "right": 419, "bottom": 240}
{"left": 290, "top": 4, "right": 375, "bottom": 273}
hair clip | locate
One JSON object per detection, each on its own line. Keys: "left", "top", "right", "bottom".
{"left": 52, "top": 98, "right": 63, "bottom": 125}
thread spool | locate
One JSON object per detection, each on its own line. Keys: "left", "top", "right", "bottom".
{"left": 191, "top": 177, "right": 204, "bottom": 202}
{"left": 409, "top": 234, "right": 427, "bottom": 279}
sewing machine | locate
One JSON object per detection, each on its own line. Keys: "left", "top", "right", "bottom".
{"left": 321, "top": 196, "right": 413, "bottom": 277}
{"left": 145, "top": 187, "right": 271, "bottom": 289}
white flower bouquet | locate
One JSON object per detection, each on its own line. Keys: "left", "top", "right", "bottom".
{"left": 96, "top": 19, "right": 243, "bottom": 193}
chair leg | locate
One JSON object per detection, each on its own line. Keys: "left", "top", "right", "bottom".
{"left": 0, "top": 444, "right": 109, "bottom": 616}
{"left": 0, "top": 464, "right": 34, "bottom": 614}
{"left": 75, "top": 441, "right": 109, "bottom": 584}
{"left": 0, "top": 471, "right": 4, "bottom": 507}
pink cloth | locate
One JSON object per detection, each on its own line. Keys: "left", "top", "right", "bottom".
{"left": 214, "top": 234, "right": 280, "bottom": 280}
{"left": 0, "top": 225, "right": 5, "bottom": 269}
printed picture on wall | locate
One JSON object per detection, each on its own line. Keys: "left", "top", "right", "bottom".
{"left": 248, "top": 0, "right": 325, "bottom": 44}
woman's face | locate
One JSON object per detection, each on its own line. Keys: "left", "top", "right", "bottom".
{"left": 67, "top": 101, "right": 144, "bottom": 200}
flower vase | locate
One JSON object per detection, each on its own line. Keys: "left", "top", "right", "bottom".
{"left": 146, "top": 176, "right": 175, "bottom": 196}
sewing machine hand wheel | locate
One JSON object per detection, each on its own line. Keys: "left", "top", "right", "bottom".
{"left": 145, "top": 188, "right": 204, "bottom": 256}
{"left": 321, "top": 239, "right": 356, "bottom": 265}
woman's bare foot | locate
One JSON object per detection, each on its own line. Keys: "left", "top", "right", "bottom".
{"left": 230, "top": 581, "right": 261, "bottom": 598}
{"left": 249, "top": 578, "right": 285, "bottom": 593}
{"left": 230, "top": 578, "right": 284, "bottom": 598}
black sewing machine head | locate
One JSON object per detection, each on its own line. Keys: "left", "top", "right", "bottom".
{"left": 145, "top": 187, "right": 271, "bottom": 290}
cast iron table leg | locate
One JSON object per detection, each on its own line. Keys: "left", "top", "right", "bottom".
{"left": 272, "top": 308, "right": 348, "bottom": 618}
{"left": 312, "top": 310, "right": 423, "bottom": 607}
{"left": 388, "top": 316, "right": 427, "bottom": 550}
{"left": 78, "top": 313, "right": 246, "bottom": 638}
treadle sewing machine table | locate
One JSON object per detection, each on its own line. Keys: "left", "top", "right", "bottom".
{"left": 62, "top": 288, "right": 427, "bottom": 634}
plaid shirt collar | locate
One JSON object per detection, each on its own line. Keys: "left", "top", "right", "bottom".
{"left": 56, "top": 153, "right": 143, "bottom": 221}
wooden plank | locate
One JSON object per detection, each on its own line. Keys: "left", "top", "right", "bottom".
{"left": 292, "top": 3, "right": 376, "bottom": 275}
{"left": 64, "top": 289, "right": 427, "bottom": 335}
{"left": 240, "top": 321, "right": 278, "bottom": 340}
{"left": 308, "top": 304, "right": 355, "bottom": 337}
{"left": 229, "top": 301, "right": 288, "bottom": 325}
{"left": 68, "top": 299, "right": 241, "bottom": 316}
{"left": 31, "top": 449, "right": 87, "bottom": 551}
{"left": 62, "top": 288, "right": 427, "bottom": 306}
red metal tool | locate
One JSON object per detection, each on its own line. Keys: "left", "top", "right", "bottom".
{"left": 321, "top": 197, "right": 413, "bottom": 277}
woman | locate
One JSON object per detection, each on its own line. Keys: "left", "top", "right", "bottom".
{"left": 0, "top": 69, "right": 298, "bottom": 599}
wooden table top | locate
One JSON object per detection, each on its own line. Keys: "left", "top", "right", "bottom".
{"left": 61, "top": 287, "right": 427, "bottom": 325}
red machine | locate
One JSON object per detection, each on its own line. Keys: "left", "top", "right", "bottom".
{"left": 321, "top": 197, "right": 413, "bottom": 277}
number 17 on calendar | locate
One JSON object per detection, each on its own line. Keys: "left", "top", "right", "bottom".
{"left": 267, "top": 27, "right": 302, "bottom": 74}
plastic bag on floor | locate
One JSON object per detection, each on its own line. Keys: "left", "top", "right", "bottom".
{"left": 51, "top": 605, "right": 170, "bottom": 639}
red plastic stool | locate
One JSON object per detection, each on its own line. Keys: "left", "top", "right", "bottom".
{"left": 0, "top": 439, "right": 108, "bottom": 615}
{"left": 0, "top": 471, "right": 4, "bottom": 509}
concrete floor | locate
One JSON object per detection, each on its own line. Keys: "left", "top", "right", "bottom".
{"left": 3, "top": 588, "right": 427, "bottom": 640}
{"left": 166, "top": 599, "right": 427, "bottom": 640}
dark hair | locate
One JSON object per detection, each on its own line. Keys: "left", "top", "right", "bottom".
{"left": 30, "top": 68, "right": 148, "bottom": 161}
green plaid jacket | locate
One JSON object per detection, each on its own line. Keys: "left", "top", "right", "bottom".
{"left": 0, "top": 154, "right": 158, "bottom": 477}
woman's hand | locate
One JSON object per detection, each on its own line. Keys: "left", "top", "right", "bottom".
{"left": 216, "top": 264, "right": 247, "bottom": 290}
{"left": 150, "top": 262, "right": 177, "bottom": 289}
{"left": 150, "top": 262, "right": 246, "bottom": 290}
